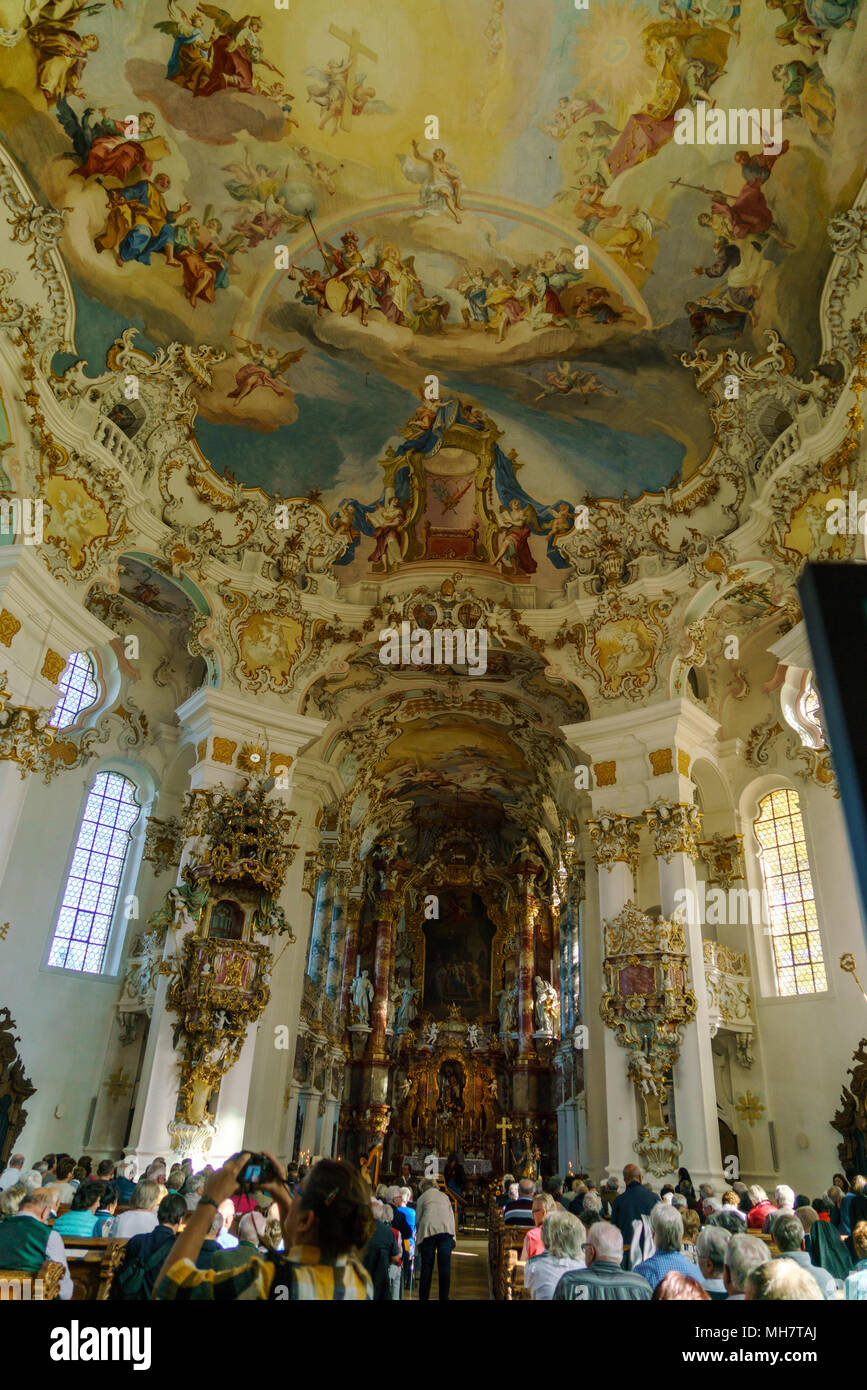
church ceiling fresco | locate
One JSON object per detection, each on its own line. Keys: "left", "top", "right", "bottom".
{"left": 1, "top": 0, "right": 864, "bottom": 529}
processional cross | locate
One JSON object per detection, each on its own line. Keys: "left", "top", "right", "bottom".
{"left": 496, "top": 1115, "right": 512, "bottom": 1170}
{"left": 328, "top": 22, "right": 378, "bottom": 131}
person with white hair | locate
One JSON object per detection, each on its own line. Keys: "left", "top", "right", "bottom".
{"left": 746, "top": 1258, "right": 824, "bottom": 1301}
{"left": 746, "top": 1184, "right": 777, "bottom": 1231}
{"left": 696, "top": 1225, "right": 732, "bottom": 1298}
{"left": 0, "top": 1153, "right": 25, "bottom": 1191}
{"left": 771, "top": 1212, "right": 838, "bottom": 1299}
{"left": 635, "top": 1204, "right": 702, "bottom": 1291}
{"left": 525, "top": 1209, "right": 586, "bottom": 1300}
{"left": 415, "top": 1176, "right": 456, "bottom": 1301}
{"left": 581, "top": 1189, "right": 603, "bottom": 1227}
{"left": 182, "top": 1171, "right": 207, "bottom": 1211}
{"left": 210, "top": 1210, "right": 268, "bottom": 1271}
{"left": 112, "top": 1179, "right": 161, "bottom": 1238}
{"left": 553, "top": 1220, "right": 653, "bottom": 1300}
{"left": 763, "top": 1184, "right": 795, "bottom": 1233}
{"left": 19, "top": 1169, "right": 44, "bottom": 1195}
{"left": 115, "top": 1159, "right": 138, "bottom": 1204}
{"left": 723, "top": 1233, "right": 771, "bottom": 1299}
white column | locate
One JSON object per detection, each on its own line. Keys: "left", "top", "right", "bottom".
{"left": 648, "top": 807, "right": 724, "bottom": 1189}
{"left": 126, "top": 689, "right": 327, "bottom": 1168}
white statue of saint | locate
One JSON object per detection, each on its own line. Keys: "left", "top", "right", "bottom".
{"left": 534, "top": 976, "right": 558, "bottom": 1033}
{"left": 168, "top": 886, "right": 199, "bottom": 934}
{"left": 632, "top": 1053, "right": 661, "bottom": 1098}
{"left": 350, "top": 968, "right": 374, "bottom": 1026}
{"left": 467, "top": 1022, "right": 485, "bottom": 1050}
{"left": 396, "top": 986, "right": 418, "bottom": 1031}
{"left": 386, "top": 988, "right": 396, "bottom": 1032}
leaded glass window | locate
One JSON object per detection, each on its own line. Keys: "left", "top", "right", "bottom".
{"left": 47, "top": 771, "right": 140, "bottom": 973}
{"left": 50, "top": 651, "right": 99, "bottom": 729}
{"left": 754, "top": 788, "right": 826, "bottom": 997}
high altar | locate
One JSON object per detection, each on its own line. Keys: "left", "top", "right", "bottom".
{"left": 325, "top": 835, "right": 577, "bottom": 1177}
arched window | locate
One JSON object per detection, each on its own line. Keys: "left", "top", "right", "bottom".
{"left": 753, "top": 788, "right": 826, "bottom": 997}
{"left": 48, "top": 771, "right": 141, "bottom": 973}
{"left": 50, "top": 651, "right": 99, "bottom": 729}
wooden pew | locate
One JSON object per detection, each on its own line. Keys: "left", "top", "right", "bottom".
{"left": 488, "top": 1204, "right": 533, "bottom": 1299}
{"left": 0, "top": 1260, "right": 65, "bottom": 1300}
{"left": 62, "top": 1237, "right": 126, "bottom": 1301}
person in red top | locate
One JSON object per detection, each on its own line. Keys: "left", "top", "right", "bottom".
{"left": 521, "top": 1193, "right": 556, "bottom": 1262}
{"left": 746, "top": 1185, "right": 778, "bottom": 1231}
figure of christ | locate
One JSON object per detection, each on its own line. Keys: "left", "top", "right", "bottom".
{"left": 72, "top": 110, "right": 160, "bottom": 182}
{"left": 493, "top": 498, "right": 538, "bottom": 575}
{"left": 94, "top": 173, "right": 190, "bottom": 267}
{"left": 410, "top": 141, "right": 463, "bottom": 223}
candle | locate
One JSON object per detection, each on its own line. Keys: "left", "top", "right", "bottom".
{"left": 356, "top": 954, "right": 361, "bottom": 974}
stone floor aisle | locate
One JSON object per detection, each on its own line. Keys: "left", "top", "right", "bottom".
{"left": 404, "top": 1234, "right": 491, "bottom": 1301}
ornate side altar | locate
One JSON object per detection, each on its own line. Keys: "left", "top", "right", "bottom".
{"left": 155, "top": 774, "right": 297, "bottom": 1154}
{"left": 600, "top": 901, "right": 697, "bottom": 1177}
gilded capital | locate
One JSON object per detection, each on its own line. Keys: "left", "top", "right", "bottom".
{"left": 644, "top": 799, "right": 702, "bottom": 863}
{"left": 587, "top": 812, "right": 641, "bottom": 872}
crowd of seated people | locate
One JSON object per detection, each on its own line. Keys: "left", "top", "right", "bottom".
{"left": 1, "top": 1148, "right": 866, "bottom": 1302}
{"left": 504, "top": 1163, "right": 867, "bottom": 1301}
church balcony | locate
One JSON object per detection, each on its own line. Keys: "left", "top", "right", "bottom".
{"left": 703, "top": 940, "right": 755, "bottom": 1039}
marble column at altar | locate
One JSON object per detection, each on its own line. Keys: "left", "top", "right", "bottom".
{"left": 125, "top": 688, "right": 327, "bottom": 1168}
{"left": 556, "top": 844, "right": 587, "bottom": 1172}
{"left": 339, "top": 889, "right": 364, "bottom": 1025}
{"left": 323, "top": 863, "right": 352, "bottom": 1020}
{"left": 369, "top": 869, "right": 407, "bottom": 1062}
{"left": 513, "top": 863, "right": 542, "bottom": 1061}
{"left": 0, "top": 546, "right": 116, "bottom": 886}
{"left": 307, "top": 842, "right": 338, "bottom": 996}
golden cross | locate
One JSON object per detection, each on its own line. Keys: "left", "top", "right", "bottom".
{"left": 496, "top": 1114, "right": 512, "bottom": 1167}
{"left": 328, "top": 21, "right": 378, "bottom": 131}
{"left": 0, "top": 921, "right": 9, "bottom": 941}
{"left": 104, "top": 1068, "right": 132, "bottom": 1101}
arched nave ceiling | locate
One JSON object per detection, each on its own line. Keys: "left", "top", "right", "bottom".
{"left": 0, "top": 0, "right": 865, "bottom": 513}
{"left": 0, "top": 1, "right": 865, "bottom": 860}
{"left": 305, "top": 641, "right": 584, "bottom": 862}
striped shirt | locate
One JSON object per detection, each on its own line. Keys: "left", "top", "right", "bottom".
{"left": 154, "top": 1243, "right": 373, "bottom": 1301}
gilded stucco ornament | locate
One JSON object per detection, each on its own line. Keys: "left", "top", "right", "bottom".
{"left": 644, "top": 799, "right": 702, "bottom": 863}
{"left": 586, "top": 812, "right": 641, "bottom": 873}
{"left": 600, "top": 902, "right": 697, "bottom": 1178}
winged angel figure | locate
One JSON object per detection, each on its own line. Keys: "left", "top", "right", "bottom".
{"left": 155, "top": 3, "right": 282, "bottom": 97}
{"left": 305, "top": 57, "right": 393, "bottom": 136}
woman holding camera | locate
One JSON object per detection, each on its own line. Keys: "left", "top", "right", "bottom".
{"left": 153, "top": 1153, "right": 374, "bottom": 1300}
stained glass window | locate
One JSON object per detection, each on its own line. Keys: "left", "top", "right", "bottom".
{"left": 754, "top": 787, "right": 826, "bottom": 997}
{"left": 47, "top": 771, "right": 140, "bottom": 974}
{"left": 50, "top": 651, "right": 99, "bottom": 729}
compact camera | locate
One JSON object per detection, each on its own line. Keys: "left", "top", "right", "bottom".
{"left": 233, "top": 1152, "right": 280, "bottom": 1193}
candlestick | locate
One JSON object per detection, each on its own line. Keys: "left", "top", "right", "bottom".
{"left": 356, "top": 953, "right": 361, "bottom": 974}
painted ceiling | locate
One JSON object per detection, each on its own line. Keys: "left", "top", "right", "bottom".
{"left": 1, "top": 0, "right": 864, "bottom": 529}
